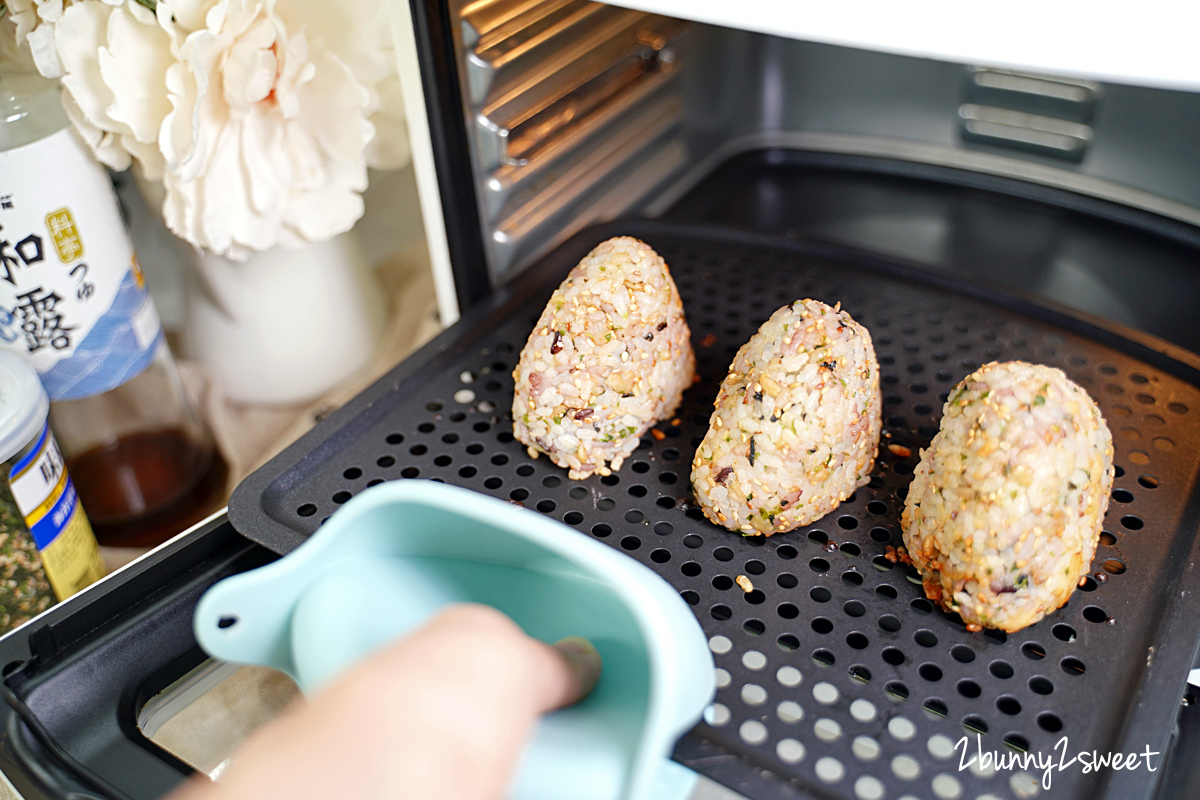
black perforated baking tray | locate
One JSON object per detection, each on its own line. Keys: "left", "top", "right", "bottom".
{"left": 229, "top": 220, "right": 1200, "bottom": 800}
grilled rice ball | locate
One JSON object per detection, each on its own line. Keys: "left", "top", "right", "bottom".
{"left": 692, "top": 299, "right": 882, "bottom": 536}
{"left": 902, "top": 361, "right": 1114, "bottom": 633}
{"left": 512, "top": 237, "right": 695, "bottom": 479}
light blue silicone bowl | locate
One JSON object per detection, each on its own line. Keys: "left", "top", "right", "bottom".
{"left": 194, "top": 481, "right": 715, "bottom": 800}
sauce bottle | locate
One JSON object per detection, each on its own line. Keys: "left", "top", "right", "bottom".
{"left": 0, "top": 64, "right": 227, "bottom": 548}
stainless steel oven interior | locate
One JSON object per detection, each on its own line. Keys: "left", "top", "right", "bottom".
{"left": 446, "top": 0, "right": 1200, "bottom": 353}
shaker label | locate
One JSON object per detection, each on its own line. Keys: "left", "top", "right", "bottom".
{"left": 0, "top": 129, "right": 163, "bottom": 401}
{"left": 8, "top": 422, "right": 104, "bottom": 599}
{"left": 8, "top": 423, "right": 61, "bottom": 519}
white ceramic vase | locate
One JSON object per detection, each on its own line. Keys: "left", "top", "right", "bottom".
{"left": 182, "top": 235, "right": 386, "bottom": 405}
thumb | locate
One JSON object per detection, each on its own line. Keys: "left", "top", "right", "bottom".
{"left": 531, "top": 635, "right": 603, "bottom": 712}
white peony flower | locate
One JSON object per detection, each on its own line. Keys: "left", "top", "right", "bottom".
{"left": 156, "top": 0, "right": 373, "bottom": 258}
{"left": 7, "top": 0, "right": 67, "bottom": 78}
{"left": 52, "top": 0, "right": 172, "bottom": 176}
{"left": 0, "top": 9, "right": 35, "bottom": 71}
{"left": 6, "top": 0, "right": 123, "bottom": 79}
{"left": 273, "top": 0, "right": 407, "bottom": 169}
{"left": 15, "top": 0, "right": 402, "bottom": 258}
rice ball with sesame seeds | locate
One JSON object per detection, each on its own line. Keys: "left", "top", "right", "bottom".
{"left": 901, "top": 360, "right": 1114, "bottom": 633}
{"left": 512, "top": 237, "right": 695, "bottom": 479}
{"left": 691, "top": 299, "right": 882, "bottom": 536}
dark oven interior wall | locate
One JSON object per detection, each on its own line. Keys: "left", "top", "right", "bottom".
{"left": 660, "top": 151, "right": 1200, "bottom": 356}
{"left": 662, "top": 32, "right": 1200, "bottom": 356}
{"left": 672, "top": 31, "right": 1200, "bottom": 212}
{"left": 460, "top": 9, "right": 1200, "bottom": 230}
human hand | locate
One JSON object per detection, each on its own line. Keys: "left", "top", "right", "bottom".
{"left": 170, "top": 603, "right": 602, "bottom": 800}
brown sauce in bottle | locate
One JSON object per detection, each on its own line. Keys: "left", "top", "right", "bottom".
{"left": 66, "top": 428, "right": 228, "bottom": 548}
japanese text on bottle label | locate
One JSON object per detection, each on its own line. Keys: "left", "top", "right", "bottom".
{"left": 0, "top": 129, "right": 163, "bottom": 400}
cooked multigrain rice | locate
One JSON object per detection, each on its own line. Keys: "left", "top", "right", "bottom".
{"left": 901, "top": 361, "right": 1114, "bottom": 633}
{"left": 691, "top": 299, "right": 882, "bottom": 536}
{"left": 512, "top": 237, "right": 695, "bottom": 479}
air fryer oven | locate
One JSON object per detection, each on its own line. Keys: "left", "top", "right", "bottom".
{"left": 1, "top": 2, "right": 1200, "bottom": 800}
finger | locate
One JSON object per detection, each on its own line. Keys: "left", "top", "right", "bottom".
{"left": 411, "top": 604, "right": 601, "bottom": 714}
{"left": 545, "top": 635, "right": 602, "bottom": 709}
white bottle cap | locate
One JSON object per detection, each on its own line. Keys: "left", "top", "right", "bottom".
{"left": 0, "top": 351, "right": 50, "bottom": 465}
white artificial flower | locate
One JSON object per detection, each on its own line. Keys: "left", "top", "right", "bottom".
{"left": 273, "top": 0, "right": 407, "bottom": 169}
{"left": 6, "top": 0, "right": 122, "bottom": 79}
{"left": 7, "top": 0, "right": 66, "bottom": 78}
{"left": 0, "top": 9, "right": 35, "bottom": 71}
{"left": 156, "top": 0, "right": 374, "bottom": 258}
{"left": 52, "top": 0, "right": 172, "bottom": 176}
{"left": 20, "top": 0, "right": 397, "bottom": 257}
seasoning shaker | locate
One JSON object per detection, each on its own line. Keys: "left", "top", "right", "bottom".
{"left": 0, "top": 350, "right": 104, "bottom": 634}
